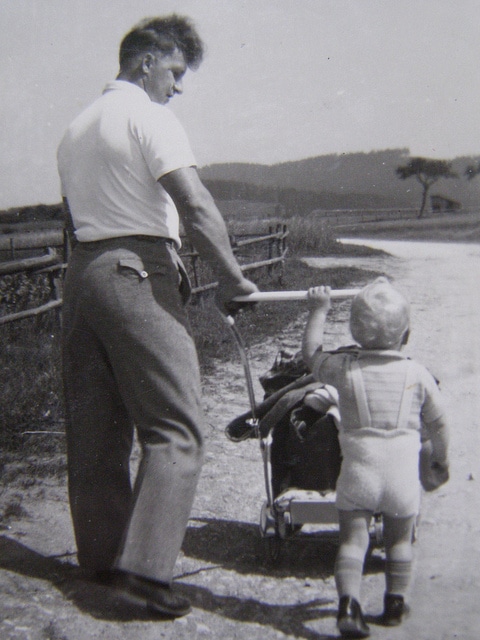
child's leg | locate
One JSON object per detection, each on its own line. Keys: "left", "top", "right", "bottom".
{"left": 382, "top": 514, "right": 416, "bottom": 595}
{"left": 335, "top": 509, "right": 372, "bottom": 600}
{"left": 335, "top": 509, "right": 372, "bottom": 637}
{"left": 380, "top": 514, "right": 416, "bottom": 626}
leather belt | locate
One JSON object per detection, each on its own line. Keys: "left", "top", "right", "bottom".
{"left": 79, "top": 235, "right": 175, "bottom": 248}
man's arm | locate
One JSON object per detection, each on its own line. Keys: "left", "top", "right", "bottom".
{"left": 160, "top": 167, "right": 258, "bottom": 310}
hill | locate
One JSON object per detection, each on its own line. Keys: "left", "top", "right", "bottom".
{"left": 199, "top": 148, "right": 480, "bottom": 211}
{"left": 2, "top": 149, "right": 480, "bottom": 226}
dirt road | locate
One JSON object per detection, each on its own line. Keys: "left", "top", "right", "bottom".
{"left": 1, "top": 239, "right": 479, "bottom": 639}
{"left": 329, "top": 240, "right": 480, "bottom": 640}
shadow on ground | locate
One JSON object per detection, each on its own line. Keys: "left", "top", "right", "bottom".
{"left": 182, "top": 516, "right": 384, "bottom": 578}
{"left": 0, "top": 519, "right": 384, "bottom": 639}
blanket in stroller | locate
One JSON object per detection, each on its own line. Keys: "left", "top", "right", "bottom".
{"left": 226, "top": 350, "right": 342, "bottom": 498}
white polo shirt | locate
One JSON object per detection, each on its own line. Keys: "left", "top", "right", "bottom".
{"left": 57, "top": 81, "right": 197, "bottom": 246}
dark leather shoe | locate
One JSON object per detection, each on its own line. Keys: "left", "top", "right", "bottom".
{"left": 113, "top": 573, "right": 191, "bottom": 618}
{"left": 380, "top": 593, "right": 410, "bottom": 626}
{"left": 337, "top": 596, "right": 370, "bottom": 638}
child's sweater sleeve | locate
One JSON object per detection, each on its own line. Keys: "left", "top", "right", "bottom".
{"left": 311, "top": 347, "right": 357, "bottom": 384}
{"left": 419, "top": 365, "right": 446, "bottom": 425}
{"left": 420, "top": 366, "right": 449, "bottom": 466}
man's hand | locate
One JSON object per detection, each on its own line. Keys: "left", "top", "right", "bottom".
{"left": 215, "top": 276, "right": 259, "bottom": 316}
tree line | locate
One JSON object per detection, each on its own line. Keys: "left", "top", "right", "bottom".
{"left": 206, "top": 154, "right": 479, "bottom": 219}
{"left": 2, "top": 155, "right": 480, "bottom": 223}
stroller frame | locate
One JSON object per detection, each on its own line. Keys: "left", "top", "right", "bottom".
{"left": 226, "top": 315, "right": 383, "bottom": 561}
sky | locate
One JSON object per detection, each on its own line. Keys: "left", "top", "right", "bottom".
{"left": 1, "top": 0, "right": 480, "bottom": 209}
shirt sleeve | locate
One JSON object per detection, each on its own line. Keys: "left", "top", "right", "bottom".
{"left": 311, "top": 350, "right": 331, "bottom": 381}
{"left": 311, "top": 350, "right": 346, "bottom": 387}
{"left": 134, "top": 104, "right": 197, "bottom": 180}
{"left": 419, "top": 365, "right": 446, "bottom": 424}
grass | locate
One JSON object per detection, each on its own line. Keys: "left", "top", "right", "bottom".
{"left": 0, "top": 314, "right": 64, "bottom": 453}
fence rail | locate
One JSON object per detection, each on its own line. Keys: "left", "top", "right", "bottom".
{"left": 311, "top": 205, "right": 480, "bottom": 227}
{"left": 0, "top": 225, "right": 288, "bottom": 325}
{"left": 0, "top": 248, "right": 62, "bottom": 275}
{"left": 0, "top": 229, "right": 67, "bottom": 259}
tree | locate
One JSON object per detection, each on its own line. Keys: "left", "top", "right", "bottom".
{"left": 396, "top": 157, "right": 458, "bottom": 218}
{"left": 464, "top": 159, "right": 480, "bottom": 181}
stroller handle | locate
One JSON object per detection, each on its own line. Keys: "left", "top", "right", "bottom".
{"left": 233, "top": 288, "right": 360, "bottom": 303}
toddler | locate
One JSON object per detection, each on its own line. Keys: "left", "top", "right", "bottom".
{"left": 302, "top": 277, "right": 449, "bottom": 638}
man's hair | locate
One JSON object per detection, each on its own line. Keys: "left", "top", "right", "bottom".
{"left": 119, "top": 15, "right": 204, "bottom": 71}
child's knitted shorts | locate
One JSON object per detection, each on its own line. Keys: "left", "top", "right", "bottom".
{"left": 336, "top": 428, "right": 421, "bottom": 517}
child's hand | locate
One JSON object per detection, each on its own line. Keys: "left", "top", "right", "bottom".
{"left": 422, "top": 461, "right": 450, "bottom": 492}
{"left": 307, "top": 286, "right": 332, "bottom": 311}
{"left": 419, "top": 440, "right": 450, "bottom": 491}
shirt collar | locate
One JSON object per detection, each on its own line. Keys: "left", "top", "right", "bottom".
{"left": 357, "top": 349, "right": 408, "bottom": 359}
{"left": 102, "top": 80, "right": 150, "bottom": 102}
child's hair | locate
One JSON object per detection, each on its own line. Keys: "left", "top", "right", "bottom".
{"left": 349, "top": 277, "right": 410, "bottom": 349}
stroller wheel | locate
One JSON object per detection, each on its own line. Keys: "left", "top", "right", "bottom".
{"left": 260, "top": 501, "right": 276, "bottom": 537}
{"left": 264, "top": 535, "right": 282, "bottom": 562}
{"left": 373, "top": 513, "right": 384, "bottom": 547}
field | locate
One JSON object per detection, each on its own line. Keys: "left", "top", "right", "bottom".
{"left": 329, "top": 208, "right": 480, "bottom": 243}
{"left": 0, "top": 208, "right": 479, "bottom": 639}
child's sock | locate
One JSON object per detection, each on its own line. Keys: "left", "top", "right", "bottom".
{"left": 385, "top": 559, "right": 412, "bottom": 595}
{"left": 334, "top": 556, "right": 364, "bottom": 600}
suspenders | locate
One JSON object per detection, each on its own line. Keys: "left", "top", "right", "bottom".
{"left": 350, "top": 356, "right": 415, "bottom": 430}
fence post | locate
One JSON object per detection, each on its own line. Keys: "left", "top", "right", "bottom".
{"left": 278, "top": 224, "right": 286, "bottom": 282}
{"left": 267, "top": 226, "right": 273, "bottom": 276}
{"left": 191, "top": 254, "right": 199, "bottom": 289}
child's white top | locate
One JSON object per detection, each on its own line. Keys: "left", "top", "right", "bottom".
{"left": 311, "top": 347, "right": 444, "bottom": 433}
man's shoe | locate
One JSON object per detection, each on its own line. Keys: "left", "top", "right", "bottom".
{"left": 113, "top": 573, "right": 191, "bottom": 618}
{"left": 380, "top": 593, "right": 410, "bottom": 626}
{"left": 337, "top": 596, "right": 370, "bottom": 638}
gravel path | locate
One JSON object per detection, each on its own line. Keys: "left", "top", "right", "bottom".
{"left": 1, "top": 239, "right": 478, "bottom": 639}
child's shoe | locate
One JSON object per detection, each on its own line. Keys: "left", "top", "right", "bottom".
{"left": 337, "top": 595, "right": 370, "bottom": 638}
{"left": 380, "top": 593, "right": 410, "bottom": 626}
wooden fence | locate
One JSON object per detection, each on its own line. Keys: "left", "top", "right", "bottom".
{"left": 0, "top": 224, "right": 288, "bottom": 325}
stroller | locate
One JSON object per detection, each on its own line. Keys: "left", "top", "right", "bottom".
{"left": 225, "top": 323, "right": 383, "bottom": 561}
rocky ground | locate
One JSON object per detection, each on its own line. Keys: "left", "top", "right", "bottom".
{"left": 1, "top": 238, "right": 479, "bottom": 640}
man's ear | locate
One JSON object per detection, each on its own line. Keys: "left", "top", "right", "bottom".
{"left": 401, "top": 329, "right": 410, "bottom": 346}
{"left": 141, "top": 52, "right": 155, "bottom": 75}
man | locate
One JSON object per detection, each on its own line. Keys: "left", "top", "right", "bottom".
{"left": 57, "top": 15, "right": 258, "bottom": 618}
